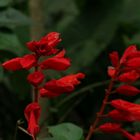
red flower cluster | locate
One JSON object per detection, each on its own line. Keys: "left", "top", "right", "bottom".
{"left": 2, "top": 32, "right": 85, "bottom": 139}
{"left": 98, "top": 45, "right": 140, "bottom": 140}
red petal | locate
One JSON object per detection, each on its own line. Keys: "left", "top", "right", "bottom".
{"left": 107, "top": 66, "right": 116, "bottom": 78}
{"left": 27, "top": 71, "right": 44, "bottom": 86}
{"left": 39, "top": 88, "right": 60, "bottom": 98}
{"left": 99, "top": 123, "right": 122, "bottom": 133}
{"left": 108, "top": 109, "right": 138, "bottom": 121}
{"left": 116, "top": 85, "right": 140, "bottom": 96}
{"left": 20, "top": 54, "right": 37, "bottom": 69}
{"left": 40, "top": 49, "right": 71, "bottom": 71}
{"left": 118, "top": 70, "right": 139, "bottom": 83}
{"left": 109, "top": 51, "right": 119, "bottom": 67}
{"left": 24, "top": 103, "right": 41, "bottom": 137}
{"left": 120, "top": 45, "right": 137, "bottom": 64}
{"left": 2, "top": 57, "right": 22, "bottom": 71}
{"left": 125, "top": 57, "right": 140, "bottom": 68}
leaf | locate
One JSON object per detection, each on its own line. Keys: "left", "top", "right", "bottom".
{"left": 0, "top": 8, "right": 30, "bottom": 27}
{"left": 4, "top": 70, "right": 30, "bottom": 99}
{"left": 61, "top": 0, "right": 123, "bottom": 72}
{"left": 0, "top": 0, "right": 12, "bottom": 7}
{"left": 38, "top": 123, "right": 83, "bottom": 140}
{"left": 0, "top": 32, "right": 24, "bottom": 55}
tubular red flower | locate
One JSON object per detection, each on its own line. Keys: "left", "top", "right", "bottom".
{"left": 2, "top": 57, "right": 22, "bottom": 71}
{"left": 111, "top": 99, "right": 140, "bottom": 117}
{"left": 118, "top": 70, "right": 139, "bottom": 83}
{"left": 42, "top": 73, "right": 85, "bottom": 97}
{"left": 109, "top": 51, "right": 119, "bottom": 67}
{"left": 39, "top": 88, "right": 60, "bottom": 98}
{"left": 107, "top": 66, "right": 116, "bottom": 78}
{"left": 40, "top": 50, "right": 71, "bottom": 70}
{"left": 116, "top": 85, "right": 140, "bottom": 96}
{"left": 124, "top": 57, "right": 140, "bottom": 68}
{"left": 20, "top": 54, "right": 37, "bottom": 69}
{"left": 27, "top": 71, "right": 44, "bottom": 86}
{"left": 98, "top": 123, "right": 122, "bottom": 133}
{"left": 26, "top": 32, "right": 61, "bottom": 56}
{"left": 108, "top": 109, "right": 140, "bottom": 121}
{"left": 120, "top": 45, "right": 137, "bottom": 64}
{"left": 24, "top": 102, "right": 41, "bottom": 138}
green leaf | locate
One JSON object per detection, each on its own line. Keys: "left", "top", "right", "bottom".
{"left": 4, "top": 70, "right": 30, "bottom": 99}
{"left": 0, "top": 32, "right": 23, "bottom": 55}
{"left": 39, "top": 123, "right": 83, "bottom": 140}
{"left": 0, "top": 8, "right": 30, "bottom": 27}
{"left": 62, "top": 0, "right": 123, "bottom": 72}
{"left": 0, "top": 0, "right": 12, "bottom": 7}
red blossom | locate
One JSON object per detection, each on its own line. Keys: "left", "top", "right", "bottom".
{"left": 98, "top": 123, "right": 122, "bottom": 133}
{"left": 108, "top": 109, "right": 140, "bottom": 122}
{"left": 41, "top": 32, "right": 62, "bottom": 48}
{"left": 109, "top": 51, "right": 119, "bottom": 67}
{"left": 27, "top": 71, "right": 44, "bottom": 86}
{"left": 116, "top": 85, "right": 140, "bottom": 96}
{"left": 110, "top": 99, "right": 140, "bottom": 117}
{"left": 40, "top": 49, "right": 71, "bottom": 70}
{"left": 24, "top": 102, "right": 41, "bottom": 138}
{"left": 124, "top": 57, "right": 140, "bottom": 68}
{"left": 120, "top": 45, "right": 137, "bottom": 64}
{"left": 39, "top": 88, "right": 60, "bottom": 98}
{"left": 107, "top": 66, "right": 116, "bottom": 78}
{"left": 26, "top": 32, "right": 61, "bottom": 56}
{"left": 20, "top": 54, "right": 37, "bottom": 69}
{"left": 2, "top": 57, "right": 22, "bottom": 71}
{"left": 118, "top": 70, "right": 139, "bottom": 83}
{"left": 42, "top": 73, "right": 85, "bottom": 97}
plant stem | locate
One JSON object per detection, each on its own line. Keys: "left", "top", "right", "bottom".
{"left": 34, "top": 66, "right": 38, "bottom": 102}
{"left": 85, "top": 78, "right": 115, "bottom": 140}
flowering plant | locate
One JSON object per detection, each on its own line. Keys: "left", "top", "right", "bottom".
{"left": 2, "top": 32, "right": 140, "bottom": 140}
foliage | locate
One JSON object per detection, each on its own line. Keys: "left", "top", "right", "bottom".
{"left": 1, "top": 0, "right": 140, "bottom": 140}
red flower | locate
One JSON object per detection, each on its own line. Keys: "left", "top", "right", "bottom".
{"left": 39, "top": 88, "right": 60, "bottom": 98}
{"left": 27, "top": 71, "right": 44, "bottom": 86}
{"left": 24, "top": 102, "right": 41, "bottom": 138}
{"left": 111, "top": 99, "right": 140, "bottom": 117}
{"left": 41, "top": 32, "right": 62, "bottom": 48}
{"left": 108, "top": 109, "right": 140, "bottom": 121}
{"left": 26, "top": 32, "right": 61, "bottom": 56}
{"left": 107, "top": 66, "right": 116, "bottom": 78}
{"left": 2, "top": 57, "right": 22, "bottom": 71}
{"left": 124, "top": 57, "right": 140, "bottom": 68}
{"left": 20, "top": 54, "right": 37, "bottom": 69}
{"left": 40, "top": 49, "right": 71, "bottom": 70}
{"left": 42, "top": 73, "right": 85, "bottom": 97}
{"left": 118, "top": 70, "right": 139, "bottom": 83}
{"left": 109, "top": 51, "right": 119, "bottom": 67}
{"left": 116, "top": 85, "right": 140, "bottom": 96}
{"left": 120, "top": 45, "right": 137, "bottom": 64}
{"left": 98, "top": 123, "right": 122, "bottom": 133}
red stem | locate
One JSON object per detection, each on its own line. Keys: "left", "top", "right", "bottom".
{"left": 85, "top": 79, "right": 115, "bottom": 140}
{"left": 34, "top": 66, "right": 38, "bottom": 102}
{"left": 85, "top": 65, "right": 120, "bottom": 140}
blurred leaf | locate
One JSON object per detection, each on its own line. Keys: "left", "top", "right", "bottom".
{"left": 0, "top": 32, "right": 23, "bottom": 55}
{"left": 0, "top": 0, "right": 12, "bottom": 7}
{"left": 62, "top": 0, "right": 123, "bottom": 72}
{"left": 39, "top": 123, "right": 83, "bottom": 140}
{"left": 122, "top": 0, "right": 140, "bottom": 23}
{"left": 0, "top": 8, "right": 30, "bottom": 27}
{"left": 4, "top": 70, "right": 30, "bottom": 99}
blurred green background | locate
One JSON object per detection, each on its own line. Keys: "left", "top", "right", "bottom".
{"left": 0, "top": 0, "right": 140, "bottom": 140}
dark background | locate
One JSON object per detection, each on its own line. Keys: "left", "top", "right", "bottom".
{"left": 0, "top": 0, "right": 140, "bottom": 140}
